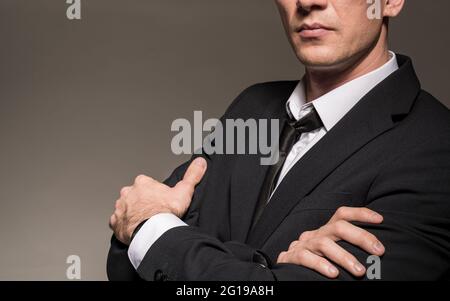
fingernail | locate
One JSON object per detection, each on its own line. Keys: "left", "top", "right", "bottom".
{"left": 354, "top": 262, "right": 365, "bottom": 273}
{"left": 194, "top": 158, "right": 206, "bottom": 168}
{"left": 373, "top": 241, "right": 384, "bottom": 253}
{"left": 328, "top": 265, "right": 339, "bottom": 276}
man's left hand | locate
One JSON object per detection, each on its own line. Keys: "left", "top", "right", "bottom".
{"left": 109, "top": 157, "right": 207, "bottom": 245}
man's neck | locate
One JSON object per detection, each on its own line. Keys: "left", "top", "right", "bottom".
{"left": 304, "top": 35, "right": 390, "bottom": 102}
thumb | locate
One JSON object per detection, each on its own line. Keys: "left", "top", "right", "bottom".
{"left": 182, "top": 157, "right": 207, "bottom": 186}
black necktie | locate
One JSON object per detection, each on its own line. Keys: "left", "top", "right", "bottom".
{"left": 250, "top": 107, "right": 324, "bottom": 228}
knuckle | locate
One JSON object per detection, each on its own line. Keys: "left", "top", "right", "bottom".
{"left": 120, "top": 186, "right": 130, "bottom": 196}
{"left": 277, "top": 252, "right": 287, "bottom": 263}
{"left": 109, "top": 215, "right": 116, "bottom": 227}
{"left": 114, "top": 201, "right": 123, "bottom": 213}
{"left": 356, "top": 207, "right": 369, "bottom": 218}
{"left": 288, "top": 240, "right": 299, "bottom": 250}
{"left": 115, "top": 199, "right": 125, "bottom": 211}
{"left": 336, "top": 206, "right": 349, "bottom": 218}
{"left": 299, "top": 231, "right": 311, "bottom": 241}
{"left": 134, "top": 174, "right": 151, "bottom": 185}
{"left": 112, "top": 207, "right": 120, "bottom": 217}
{"left": 134, "top": 175, "right": 145, "bottom": 184}
{"left": 360, "top": 207, "right": 372, "bottom": 215}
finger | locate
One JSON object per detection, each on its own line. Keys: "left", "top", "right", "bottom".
{"left": 109, "top": 214, "right": 117, "bottom": 230}
{"left": 298, "top": 230, "right": 317, "bottom": 242}
{"left": 279, "top": 248, "right": 339, "bottom": 279}
{"left": 182, "top": 157, "right": 207, "bottom": 186}
{"left": 287, "top": 240, "right": 300, "bottom": 250}
{"left": 134, "top": 174, "right": 156, "bottom": 187}
{"left": 120, "top": 186, "right": 132, "bottom": 197}
{"left": 277, "top": 251, "right": 287, "bottom": 263}
{"left": 330, "top": 207, "right": 383, "bottom": 224}
{"left": 115, "top": 199, "right": 124, "bottom": 211}
{"left": 323, "top": 220, "right": 385, "bottom": 256}
{"left": 310, "top": 237, "right": 366, "bottom": 277}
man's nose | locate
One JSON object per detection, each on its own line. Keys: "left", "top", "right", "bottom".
{"left": 296, "top": 0, "right": 328, "bottom": 13}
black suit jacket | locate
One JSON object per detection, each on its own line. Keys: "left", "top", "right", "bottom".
{"left": 107, "top": 55, "right": 450, "bottom": 281}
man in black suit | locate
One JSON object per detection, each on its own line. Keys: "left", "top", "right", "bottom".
{"left": 108, "top": 0, "right": 450, "bottom": 280}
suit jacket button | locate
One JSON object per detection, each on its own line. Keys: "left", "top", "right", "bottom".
{"left": 154, "top": 270, "right": 164, "bottom": 281}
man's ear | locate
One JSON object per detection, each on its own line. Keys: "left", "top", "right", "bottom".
{"left": 383, "top": 0, "right": 405, "bottom": 18}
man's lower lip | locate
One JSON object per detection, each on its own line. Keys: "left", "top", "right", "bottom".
{"left": 298, "top": 28, "right": 331, "bottom": 38}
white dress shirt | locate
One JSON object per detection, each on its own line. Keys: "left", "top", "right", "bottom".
{"left": 128, "top": 51, "right": 399, "bottom": 269}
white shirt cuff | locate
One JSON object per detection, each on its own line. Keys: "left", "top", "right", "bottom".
{"left": 127, "top": 213, "right": 188, "bottom": 269}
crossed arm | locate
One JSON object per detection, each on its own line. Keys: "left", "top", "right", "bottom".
{"left": 108, "top": 134, "right": 450, "bottom": 281}
{"left": 108, "top": 159, "right": 383, "bottom": 280}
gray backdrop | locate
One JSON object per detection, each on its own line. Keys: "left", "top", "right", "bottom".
{"left": 0, "top": 0, "right": 448, "bottom": 280}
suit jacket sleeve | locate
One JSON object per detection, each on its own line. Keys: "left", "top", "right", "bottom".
{"left": 106, "top": 85, "right": 257, "bottom": 281}
{"left": 133, "top": 132, "right": 450, "bottom": 281}
{"left": 106, "top": 159, "right": 191, "bottom": 281}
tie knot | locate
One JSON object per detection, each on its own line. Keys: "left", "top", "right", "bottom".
{"left": 288, "top": 107, "right": 323, "bottom": 133}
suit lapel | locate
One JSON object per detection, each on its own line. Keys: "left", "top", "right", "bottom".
{"left": 246, "top": 55, "right": 421, "bottom": 248}
{"left": 229, "top": 82, "right": 297, "bottom": 242}
{"left": 229, "top": 153, "right": 270, "bottom": 242}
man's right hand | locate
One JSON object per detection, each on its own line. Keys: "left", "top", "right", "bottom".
{"left": 277, "top": 207, "right": 385, "bottom": 278}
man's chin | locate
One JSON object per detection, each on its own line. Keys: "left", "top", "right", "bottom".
{"left": 296, "top": 47, "right": 346, "bottom": 69}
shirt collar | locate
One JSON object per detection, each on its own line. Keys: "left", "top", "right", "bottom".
{"left": 287, "top": 51, "right": 399, "bottom": 131}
